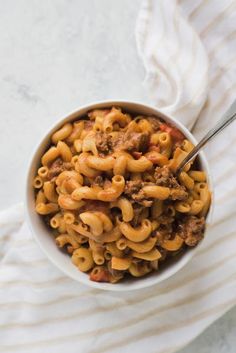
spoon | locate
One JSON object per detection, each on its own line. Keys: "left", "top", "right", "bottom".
{"left": 176, "top": 100, "right": 236, "bottom": 175}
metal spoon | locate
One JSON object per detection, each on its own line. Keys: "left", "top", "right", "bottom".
{"left": 176, "top": 100, "right": 236, "bottom": 175}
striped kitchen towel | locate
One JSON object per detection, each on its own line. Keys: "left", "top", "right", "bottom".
{"left": 0, "top": 1, "right": 236, "bottom": 352}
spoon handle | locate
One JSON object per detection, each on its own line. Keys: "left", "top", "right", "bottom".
{"left": 176, "top": 100, "right": 236, "bottom": 174}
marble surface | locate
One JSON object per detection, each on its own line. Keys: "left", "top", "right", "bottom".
{"left": 0, "top": 0, "right": 235, "bottom": 352}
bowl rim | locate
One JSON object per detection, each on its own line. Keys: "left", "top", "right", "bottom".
{"left": 25, "top": 99, "right": 214, "bottom": 291}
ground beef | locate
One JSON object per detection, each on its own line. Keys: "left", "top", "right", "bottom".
{"left": 132, "top": 204, "right": 145, "bottom": 226}
{"left": 95, "top": 128, "right": 150, "bottom": 156}
{"left": 174, "top": 140, "right": 183, "bottom": 149}
{"left": 111, "top": 131, "right": 149, "bottom": 154}
{"left": 84, "top": 120, "right": 94, "bottom": 130}
{"left": 107, "top": 261, "right": 124, "bottom": 280}
{"left": 155, "top": 223, "right": 173, "bottom": 245}
{"left": 157, "top": 214, "right": 175, "bottom": 225}
{"left": 146, "top": 117, "right": 162, "bottom": 131}
{"left": 170, "top": 188, "right": 188, "bottom": 201}
{"left": 122, "top": 131, "right": 149, "bottom": 153}
{"left": 93, "top": 175, "right": 104, "bottom": 187}
{"left": 79, "top": 200, "right": 108, "bottom": 214}
{"left": 124, "top": 180, "right": 143, "bottom": 195}
{"left": 130, "top": 191, "right": 146, "bottom": 203}
{"left": 178, "top": 216, "right": 205, "bottom": 246}
{"left": 158, "top": 248, "right": 168, "bottom": 261}
{"left": 154, "top": 166, "right": 188, "bottom": 201}
{"left": 124, "top": 180, "right": 153, "bottom": 206}
{"left": 47, "top": 158, "right": 72, "bottom": 180}
{"left": 95, "top": 133, "right": 113, "bottom": 155}
{"left": 154, "top": 166, "right": 179, "bottom": 188}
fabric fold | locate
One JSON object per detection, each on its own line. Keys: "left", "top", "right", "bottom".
{"left": 136, "top": 0, "right": 209, "bottom": 129}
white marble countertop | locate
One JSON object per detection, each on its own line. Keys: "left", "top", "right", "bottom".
{"left": 0, "top": 0, "right": 235, "bottom": 351}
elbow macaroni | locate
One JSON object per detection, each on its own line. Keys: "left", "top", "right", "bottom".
{"left": 119, "top": 219, "right": 152, "bottom": 242}
{"left": 34, "top": 106, "right": 211, "bottom": 283}
{"left": 127, "top": 156, "right": 152, "bottom": 173}
{"left": 111, "top": 197, "right": 134, "bottom": 222}
{"left": 97, "top": 175, "right": 125, "bottom": 202}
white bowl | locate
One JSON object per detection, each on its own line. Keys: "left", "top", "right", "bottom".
{"left": 25, "top": 100, "right": 213, "bottom": 291}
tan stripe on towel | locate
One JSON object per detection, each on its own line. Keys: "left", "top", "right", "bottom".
{"left": 94, "top": 297, "right": 236, "bottom": 353}
{"left": 209, "top": 137, "right": 236, "bottom": 164}
{"left": 2, "top": 290, "right": 235, "bottom": 352}
{"left": 0, "top": 228, "right": 235, "bottom": 313}
{"left": 198, "top": 230, "right": 236, "bottom": 256}
{"left": 214, "top": 164, "right": 236, "bottom": 185}
{"left": 1, "top": 251, "right": 235, "bottom": 331}
{"left": 208, "top": 31, "right": 236, "bottom": 59}
{"left": 216, "top": 187, "right": 236, "bottom": 204}
{"left": 194, "top": 83, "right": 236, "bottom": 134}
{"left": 0, "top": 276, "right": 70, "bottom": 289}
{"left": 3, "top": 259, "right": 48, "bottom": 268}
{"left": 200, "top": 1, "right": 236, "bottom": 37}
{"left": 188, "top": 0, "right": 209, "bottom": 21}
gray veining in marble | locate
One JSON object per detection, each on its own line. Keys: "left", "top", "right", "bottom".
{"left": 0, "top": 1, "right": 235, "bottom": 352}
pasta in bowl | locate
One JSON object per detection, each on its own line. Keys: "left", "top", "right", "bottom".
{"left": 26, "top": 101, "right": 213, "bottom": 290}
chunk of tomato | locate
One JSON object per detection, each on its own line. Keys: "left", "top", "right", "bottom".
{"left": 159, "top": 123, "right": 184, "bottom": 142}
{"left": 90, "top": 268, "right": 110, "bottom": 282}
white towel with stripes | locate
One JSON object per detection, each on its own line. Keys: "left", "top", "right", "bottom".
{"left": 1, "top": 1, "right": 236, "bottom": 352}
